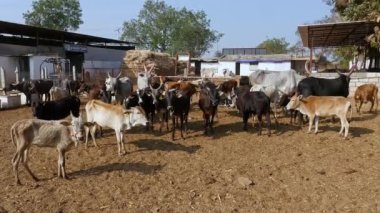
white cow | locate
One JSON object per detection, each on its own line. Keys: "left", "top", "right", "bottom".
{"left": 10, "top": 117, "right": 83, "bottom": 185}
{"left": 85, "top": 100, "right": 148, "bottom": 155}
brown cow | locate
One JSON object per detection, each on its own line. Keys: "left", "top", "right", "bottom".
{"left": 354, "top": 84, "right": 378, "bottom": 113}
{"left": 286, "top": 95, "right": 352, "bottom": 138}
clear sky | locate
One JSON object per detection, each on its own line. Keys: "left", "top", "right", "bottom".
{"left": 0, "top": 0, "right": 331, "bottom": 56}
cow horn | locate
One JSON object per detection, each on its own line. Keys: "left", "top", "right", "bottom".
{"left": 107, "top": 72, "right": 111, "bottom": 78}
{"left": 347, "top": 64, "right": 356, "bottom": 77}
{"left": 116, "top": 71, "right": 122, "bottom": 78}
{"left": 144, "top": 65, "right": 148, "bottom": 72}
{"left": 149, "top": 65, "right": 155, "bottom": 73}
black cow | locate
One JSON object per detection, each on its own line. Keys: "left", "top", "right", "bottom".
{"left": 9, "top": 81, "right": 32, "bottom": 106}
{"left": 234, "top": 86, "right": 271, "bottom": 136}
{"left": 150, "top": 81, "right": 169, "bottom": 132}
{"left": 32, "top": 96, "right": 81, "bottom": 120}
{"left": 199, "top": 81, "right": 220, "bottom": 135}
{"left": 62, "top": 79, "right": 81, "bottom": 96}
{"left": 105, "top": 73, "right": 133, "bottom": 105}
{"left": 125, "top": 89, "right": 155, "bottom": 130}
{"left": 30, "top": 80, "right": 53, "bottom": 102}
{"left": 217, "top": 79, "right": 237, "bottom": 107}
{"left": 166, "top": 89, "right": 191, "bottom": 140}
{"left": 297, "top": 70, "right": 354, "bottom": 98}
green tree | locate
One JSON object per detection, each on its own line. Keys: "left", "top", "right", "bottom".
{"left": 256, "top": 37, "right": 289, "bottom": 54}
{"left": 23, "top": 0, "right": 83, "bottom": 31}
{"left": 323, "top": 0, "right": 380, "bottom": 21}
{"left": 120, "top": 0, "right": 223, "bottom": 57}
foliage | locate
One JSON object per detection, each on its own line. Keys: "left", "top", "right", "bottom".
{"left": 256, "top": 37, "right": 289, "bottom": 54}
{"left": 120, "top": 0, "right": 223, "bottom": 57}
{"left": 323, "top": 0, "right": 380, "bottom": 21}
{"left": 23, "top": 0, "right": 83, "bottom": 31}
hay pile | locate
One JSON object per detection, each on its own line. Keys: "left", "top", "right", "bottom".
{"left": 122, "top": 50, "right": 188, "bottom": 76}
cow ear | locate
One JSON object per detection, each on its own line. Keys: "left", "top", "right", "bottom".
{"left": 298, "top": 95, "right": 303, "bottom": 100}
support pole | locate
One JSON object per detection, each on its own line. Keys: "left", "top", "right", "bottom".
{"left": 72, "top": 66, "right": 76, "bottom": 81}
{"left": 15, "top": 67, "right": 19, "bottom": 84}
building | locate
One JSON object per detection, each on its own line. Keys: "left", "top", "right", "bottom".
{"left": 0, "top": 20, "right": 135, "bottom": 86}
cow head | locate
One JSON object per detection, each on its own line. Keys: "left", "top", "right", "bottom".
{"left": 200, "top": 82, "right": 220, "bottom": 107}
{"left": 149, "top": 76, "right": 165, "bottom": 105}
{"left": 123, "top": 106, "right": 148, "bottom": 130}
{"left": 105, "top": 72, "right": 121, "bottom": 93}
{"left": 286, "top": 95, "right": 303, "bottom": 110}
{"left": 136, "top": 65, "right": 156, "bottom": 91}
{"left": 70, "top": 113, "right": 85, "bottom": 144}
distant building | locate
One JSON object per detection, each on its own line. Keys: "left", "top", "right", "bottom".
{"left": 0, "top": 20, "right": 135, "bottom": 86}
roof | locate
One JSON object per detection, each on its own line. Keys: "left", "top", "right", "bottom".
{"left": 298, "top": 21, "right": 379, "bottom": 48}
{"left": 0, "top": 20, "right": 135, "bottom": 49}
{"left": 219, "top": 54, "right": 292, "bottom": 62}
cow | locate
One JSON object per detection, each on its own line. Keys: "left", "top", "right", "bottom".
{"left": 199, "top": 81, "right": 220, "bottom": 135}
{"left": 124, "top": 90, "right": 155, "bottom": 130}
{"left": 10, "top": 117, "right": 83, "bottom": 185}
{"left": 31, "top": 96, "right": 81, "bottom": 120}
{"left": 217, "top": 79, "right": 238, "bottom": 107}
{"left": 85, "top": 100, "right": 148, "bottom": 155}
{"left": 249, "top": 69, "right": 303, "bottom": 96}
{"left": 353, "top": 84, "right": 378, "bottom": 113}
{"left": 297, "top": 69, "right": 354, "bottom": 98}
{"left": 233, "top": 85, "right": 271, "bottom": 136}
{"left": 104, "top": 72, "right": 133, "bottom": 104}
{"left": 150, "top": 77, "right": 169, "bottom": 132}
{"left": 278, "top": 94, "right": 299, "bottom": 124}
{"left": 49, "top": 86, "right": 70, "bottom": 101}
{"left": 166, "top": 88, "right": 191, "bottom": 140}
{"left": 30, "top": 80, "right": 54, "bottom": 102}
{"left": 62, "top": 79, "right": 81, "bottom": 96}
{"left": 286, "top": 95, "right": 353, "bottom": 138}
{"left": 9, "top": 81, "right": 32, "bottom": 106}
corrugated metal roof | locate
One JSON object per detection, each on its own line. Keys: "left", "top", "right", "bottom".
{"left": 298, "top": 21, "right": 378, "bottom": 48}
{"left": 0, "top": 20, "right": 135, "bottom": 47}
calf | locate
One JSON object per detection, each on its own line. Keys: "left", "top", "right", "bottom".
{"left": 218, "top": 79, "right": 238, "bottom": 107}
{"left": 85, "top": 100, "right": 148, "bottom": 155}
{"left": 30, "top": 80, "right": 53, "bottom": 102}
{"left": 10, "top": 117, "right": 83, "bottom": 185}
{"left": 32, "top": 96, "right": 81, "bottom": 120}
{"left": 353, "top": 84, "right": 378, "bottom": 113}
{"left": 233, "top": 86, "right": 271, "bottom": 135}
{"left": 199, "top": 81, "right": 220, "bottom": 135}
{"left": 125, "top": 90, "right": 155, "bottom": 131}
{"left": 286, "top": 95, "right": 352, "bottom": 138}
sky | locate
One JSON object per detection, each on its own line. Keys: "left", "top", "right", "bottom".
{"left": 0, "top": 0, "right": 332, "bottom": 56}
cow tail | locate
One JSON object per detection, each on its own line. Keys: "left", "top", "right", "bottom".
{"left": 375, "top": 87, "right": 379, "bottom": 112}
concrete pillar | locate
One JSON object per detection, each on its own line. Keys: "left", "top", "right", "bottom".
{"left": 44, "top": 66, "right": 48, "bottom": 79}
{"left": 40, "top": 67, "right": 44, "bottom": 79}
{"left": 72, "top": 66, "right": 76, "bottom": 81}
{"left": 15, "top": 67, "right": 19, "bottom": 84}
{"left": 0, "top": 67, "right": 5, "bottom": 89}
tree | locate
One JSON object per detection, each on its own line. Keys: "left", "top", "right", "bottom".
{"left": 120, "top": 0, "right": 223, "bottom": 57}
{"left": 323, "top": 0, "right": 380, "bottom": 21}
{"left": 256, "top": 37, "right": 289, "bottom": 54}
{"left": 23, "top": 0, "right": 83, "bottom": 31}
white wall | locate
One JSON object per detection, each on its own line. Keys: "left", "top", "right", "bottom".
{"left": 258, "top": 62, "right": 291, "bottom": 71}
{"left": 240, "top": 63, "right": 252, "bottom": 76}
{"left": 0, "top": 56, "right": 18, "bottom": 85}
{"left": 217, "top": 61, "right": 236, "bottom": 77}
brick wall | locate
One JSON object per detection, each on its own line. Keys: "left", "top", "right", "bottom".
{"left": 311, "top": 72, "right": 380, "bottom": 97}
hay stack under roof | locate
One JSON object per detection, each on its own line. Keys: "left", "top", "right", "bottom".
{"left": 122, "top": 50, "right": 180, "bottom": 76}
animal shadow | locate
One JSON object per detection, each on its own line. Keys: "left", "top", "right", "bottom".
{"left": 130, "top": 139, "right": 201, "bottom": 154}
{"left": 70, "top": 162, "right": 164, "bottom": 177}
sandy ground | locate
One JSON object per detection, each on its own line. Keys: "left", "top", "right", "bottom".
{"left": 0, "top": 99, "right": 379, "bottom": 212}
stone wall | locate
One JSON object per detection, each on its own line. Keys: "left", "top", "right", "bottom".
{"left": 311, "top": 72, "right": 380, "bottom": 97}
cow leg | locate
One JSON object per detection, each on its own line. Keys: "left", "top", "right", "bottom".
{"left": 307, "top": 115, "right": 315, "bottom": 133}
{"left": 115, "top": 130, "right": 123, "bottom": 156}
{"left": 243, "top": 112, "right": 249, "bottom": 131}
{"left": 339, "top": 116, "right": 345, "bottom": 136}
{"left": 203, "top": 113, "right": 209, "bottom": 135}
{"left": 266, "top": 111, "right": 271, "bottom": 136}
{"left": 257, "top": 113, "right": 263, "bottom": 136}
{"left": 57, "top": 149, "right": 66, "bottom": 178}
{"left": 369, "top": 100, "right": 374, "bottom": 112}
{"left": 172, "top": 116, "right": 176, "bottom": 141}
{"left": 12, "top": 150, "right": 22, "bottom": 185}
{"left": 358, "top": 101, "right": 363, "bottom": 114}
{"left": 85, "top": 127, "right": 90, "bottom": 148}
{"left": 314, "top": 116, "right": 319, "bottom": 134}
{"left": 22, "top": 149, "right": 39, "bottom": 181}
{"left": 180, "top": 114, "right": 185, "bottom": 140}
{"left": 119, "top": 132, "right": 126, "bottom": 155}
{"left": 210, "top": 109, "right": 216, "bottom": 134}
{"left": 166, "top": 112, "right": 169, "bottom": 131}
{"left": 90, "top": 126, "right": 98, "bottom": 148}
{"left": 343, "top": 117, "right": 349, "bottom": 138}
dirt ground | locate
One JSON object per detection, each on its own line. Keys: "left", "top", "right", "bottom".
{"left": 0, "top": 98, "right": 379, "bottom": 212}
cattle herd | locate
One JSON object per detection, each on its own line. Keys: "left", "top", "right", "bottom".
{"left": 7, "top": 67, "right": 379, "bottom": 185}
